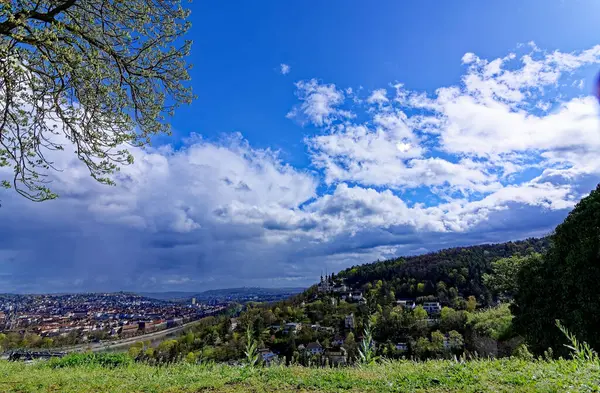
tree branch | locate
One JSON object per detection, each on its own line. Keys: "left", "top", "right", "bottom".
{"left": 0, "top": 0, "right": 77, "bottom": 35}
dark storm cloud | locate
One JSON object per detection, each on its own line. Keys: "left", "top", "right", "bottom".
{"left": 0, "top": 132, "right": 597, "bottom": 293}
{"left": 0, "top": 173, "right": 592, "bottom": 294}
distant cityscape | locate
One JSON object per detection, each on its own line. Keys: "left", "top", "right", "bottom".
{"left": 0, "top": 292, "right": 226, "bottom": 346}
{"left": 0, "top": 287, "right": 305, "bottom": 350}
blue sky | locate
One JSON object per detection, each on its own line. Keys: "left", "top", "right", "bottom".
{"left": 2, "top": 0, "right": 600, "bottom": 293}
{"left": 172, "top": 0, "right": 600, "bottom": 148}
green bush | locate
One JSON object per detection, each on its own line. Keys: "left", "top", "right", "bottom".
{"left": 467, "top": 303, "right": 514, "bottom": 341}
{"left": 47, "top": 352, "right": 133, "bottom": 369}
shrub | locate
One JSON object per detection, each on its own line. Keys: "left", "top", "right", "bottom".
{"left": 47, "top": 352, "right": 133, "bottom": 369}
{"left": 467, "top": 303, "right": 514, "bottom": 341}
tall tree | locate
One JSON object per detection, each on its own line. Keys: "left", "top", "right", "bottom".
{"left": 513, "top": 184, "right": 600, "bottom": 355}
{"left": 483, "top": 254, "right": 542, "bottom": 300}
{"left": 0, "top": 0, "right": 193, "bottom": 201}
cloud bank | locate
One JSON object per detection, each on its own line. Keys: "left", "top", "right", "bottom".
{"left": 2, "top": 43, "right": 600, "bottom": 292}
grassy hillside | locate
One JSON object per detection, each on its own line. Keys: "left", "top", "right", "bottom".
{"left": 1, "top": 358, "right": 598, "bottom": 392}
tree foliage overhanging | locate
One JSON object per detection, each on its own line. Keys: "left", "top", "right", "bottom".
{"left": 0, "top": 0, "right": 193, "bottom": 201}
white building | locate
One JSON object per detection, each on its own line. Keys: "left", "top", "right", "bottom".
{"left": 345, "top": 313, "right": 355, "bottom": 329}
{"left": 348, "top": 292, "right": 363, "bottom": 302}
{"left": 396, "top": 300, "right": 416, "bottom": 309}
{"left": 422, "top": 302, "right": 442, "bottom": 314}
{"left": 284, "top": 322, "right": 301, "bottom": 333}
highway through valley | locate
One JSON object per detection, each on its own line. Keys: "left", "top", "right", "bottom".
{"left": 59, "top": 320, "right": 200, "bottom": 353}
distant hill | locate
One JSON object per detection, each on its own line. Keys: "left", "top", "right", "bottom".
{"left": 335, "top": 237, "right": 550, "bottom": 306}
{"left": 137, "top": 292, "right": 199, "bottom": 301}
{"left": 191, "top": 287, "right": 305, "bottom": 303}
{"left": 139, "top": 287, "right": 305, "bottom": 303}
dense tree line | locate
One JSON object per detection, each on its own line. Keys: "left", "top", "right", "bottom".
{"left": 513, "top": 184, "right": 600, "bottom": 356}
{"left": 0, "top": 329, "right": 107, "bottom": 350}
{"left": 337, "top": 238, "right": 549, "bottom": 307}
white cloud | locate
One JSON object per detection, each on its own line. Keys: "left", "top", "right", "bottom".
{"left": 304, "top": 43, "right": 600, "bottom": 202}
{"left": 85, "top": 134, "right": 318, "bottom": 234}
{"left": 286, "top": 79, "right": 353, "bottom": 126}
{"left": 367, "top": 88, "right": 389, "bottom": 104}
{"left": 422, "top": 181, "right": 576, "bottom": 232}
{"left": 280, "top": 63, "right": 291, "bottom": 75}
{"left": 462, "top": 52, "right": 478, "bottom": 64}
{"left": 400, "top": 46, "right": 600, "bottom": 189}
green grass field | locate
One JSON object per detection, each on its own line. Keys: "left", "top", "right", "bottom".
{"left": 1, "top": 358, "right": 599, "bottom": 393}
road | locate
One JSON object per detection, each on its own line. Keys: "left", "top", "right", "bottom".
{"left": 60, "top": 320, "right": 202, "bottom": 353}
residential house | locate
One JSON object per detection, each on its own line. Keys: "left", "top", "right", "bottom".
{"left": 311, "top": 324, "right": 334, "bottom": 334}
{"left": 333, "top": 284, "right": 348, "bottom": 293}
{"left": 422, "top": 302, "right": 442, "bottom": 314}
{"left": 72, "top": 311, "right": 87, "bottom": 319}
{"left": 332, "top": 335, "right": 345, "bottom": 347}
{"left": 306, "top": 342, "right": 324, "bottom": 355}
{"left": 396, "top": 299, "right": 416, "bottom": 309}
{"left": 324, "top": 346, "right": 347, "bottom": 366}
{"left": 348, "top": 292, "right": 363, "bottom": 302}
{"left": 258, "top": 348, "right": 278, "bottom": 365}
{"left": 283, "top": 322, "right": 301, "bottom": 334}
{"left": 395, "top": 342, "right": 408, "bottom": 352}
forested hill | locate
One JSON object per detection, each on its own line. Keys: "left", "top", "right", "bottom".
{"left": 336, "top": 237, "right": 550, "bottom": 307}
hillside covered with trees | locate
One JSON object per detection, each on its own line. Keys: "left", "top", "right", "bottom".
{"left": 337, "top": 237, "right": 549, "bottom": 308}
{"left": 124, "top": 237, "right": 552, "bottom": 365}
